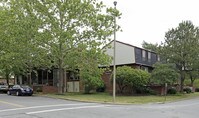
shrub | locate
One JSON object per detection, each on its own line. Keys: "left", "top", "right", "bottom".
{"left": 35, "top": 87, "right": 42, "bottom": 92}
{"left": 96, "top": 84, "right": 106, "bottom": 92}
{"left": 135, "top": 87, "right": 147, "bottom": 94}
{"left": 183, "top": 87, "right": 192, "bottom": 94}
{"left": 135, "top": 87, "right": 157, "bottom": 95}
{"left": 80, "top": 68, "right": 104, "bottom": 94}
{"left": 148, "top": 89, "right": 157, "bottom": 95}
{"left": 167, "top": 87, "right": 177, "bottom": 94}
{"left": 83, "top": 77, "right": 104, "bottom": 94}
{"left": 114, "top": 66, "right": 150, "bottom": 94}
{"left": 195, "top": 88, "right": 199, "bottom": 92}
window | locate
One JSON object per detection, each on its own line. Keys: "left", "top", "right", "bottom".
{"left": 148, "top": 52, "right": 151, "bottom": 62}
{"left": 13, "top": 85, "right": 20, "bottom": 89}
{"left": 142, "top": 50, "right": 146, "bottom": 61}
{"left": 157, "top": 55, "right": 160, "bottom": 61}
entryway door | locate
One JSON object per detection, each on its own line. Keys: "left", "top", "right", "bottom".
{"left": 67, "top": 81, "right": 79, "bottom": 92}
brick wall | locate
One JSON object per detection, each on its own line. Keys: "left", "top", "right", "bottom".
{"left": 148, "top": 85, "right": 165, "bottom": 95}
{"left": 101, "top": 71, "right": 113, "bottom": 93}
{"left": 42, "top": 85, "right": 58, "bottom": 94}
{"left": 79, "top": 80, "right": 84, "bottom": 92}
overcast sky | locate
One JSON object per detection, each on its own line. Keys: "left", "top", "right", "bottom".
{"left": 102, "top": 0, "right": 199, "bottom": 47}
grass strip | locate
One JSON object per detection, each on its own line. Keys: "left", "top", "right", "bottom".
{"left": 41, "top": 92, "right": 199, "bottom": 104}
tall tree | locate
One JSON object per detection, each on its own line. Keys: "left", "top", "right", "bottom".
{"left": 0, "top": 1, "right": 51, "bottom": 85}
{"left": 161, "top": 21, "right": 199, "bottom": 92}
{"left": 2, "top": 0, "right": 121, "bottom": 93}
{"left": 0, "top": 7, "right": 18, "bottom": 85}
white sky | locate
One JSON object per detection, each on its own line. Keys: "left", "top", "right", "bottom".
{"left": 102, "top": 0, "right": 199, "bottom": 47}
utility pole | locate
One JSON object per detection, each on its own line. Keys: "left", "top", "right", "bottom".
{"left": 113, "top": 1, "right": 117, "bottom": 103}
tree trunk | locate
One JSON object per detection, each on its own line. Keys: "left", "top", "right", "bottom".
{"left": 118, "top": 85, "right": 123, "bottom": 94}
{"left": 189, "top": 73, "right": 194, "bottom": 87}
{"left": 14, "top": 75, "right": 17, "bottom": 85}
{"left": 58, "top": 67, "right": 63, "bottom": 94}
{"left": 190, "top": 80, "right": 194, "bottom": 87}
{"left": 58, "top": 9, "right": 64, "bottom": 94}
{"left": 6, "top": 73, "right": 9, "bottom": 87}
{"left": 29, "top": 71, "right": 32, "bottom": 86}
{"left": 63, "top": 68, "right": 67, "bottom": 93}
{"left": 180, "top": 71, "right": 185, "bottom": 92}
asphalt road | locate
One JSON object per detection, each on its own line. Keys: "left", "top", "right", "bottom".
{"left": 0, "top": 93, "right": 199, "bottom": 118}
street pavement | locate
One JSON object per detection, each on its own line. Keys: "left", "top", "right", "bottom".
{"left": 1, "top": 93, "right": 199, "bottom": 118}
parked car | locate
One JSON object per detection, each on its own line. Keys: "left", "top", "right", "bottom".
{"left": 0, "top": 82, "right": 9, "bottom": 93}
{"left": 7, "top": 85, "right": 33, "bottom": 96}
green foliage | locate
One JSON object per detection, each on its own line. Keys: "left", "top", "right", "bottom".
{"left": 0, "top": 0, "right": 121, "bottom": 93}
{"left": 78, "top": 46, "right": 110, "bottom": 94}
{"left": 138, "top": 69, "right": 151, "bottom": 85}
{"left": 96, "top": 84, "right": 106, "bottom": 92}
{"left": 161, "top": 21, "right": 199, "bottom": 91}
{"left": 133, "top": 69, "right": 150, "bottom": 89}
{"left": 151, "top": 63, "right": 179, "bottom": 85}
{"left": 0, "top": 1, "right": 51, "bottom": 85}
{"left": 183, "top": 87, "right": 192, "bottom": 94}
{"left": 135, "top": 87, "right": 157, "bottom": 95}
{"left": 185, "top": 79, "right": 199, "bottom": 87}
{"left": 187, "top": 70, "right": 199, "bottom": 86}
{"left": 162, "top": 21, "right": 199, "bottom": 68}
{"left": 142, "top": 41, "right": 159, "bottom": 52}
{"left": 114, "top": 66, "right": 132, "bottom": 93}
{"left": 167, "top": 87, "right": 177, "bottom": 94}
{"left": 80, "top": 68, "right": 104, "bottom": 94}
{"left": 115, "top": 66, "right": 150, "bottom": 94}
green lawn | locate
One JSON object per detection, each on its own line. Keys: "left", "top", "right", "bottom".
{"left": 184, "top": 79, "right": 199, "bottom": 87}
{"left": 42, "top": 92, "right": 199, "bottom": 104}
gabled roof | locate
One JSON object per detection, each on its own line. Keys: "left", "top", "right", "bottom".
{"left": 108, "top": 40, "right": 157, "bottom": 54}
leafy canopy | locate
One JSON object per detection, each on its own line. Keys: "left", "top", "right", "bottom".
{"left": 0, "top": 0, "right": 121, "bottom": 93}
{"left": 151, "top": 63, "right": 179, "bottom": 85}
{"left": 160, "top": 21, "right": 199, "bottom": 91}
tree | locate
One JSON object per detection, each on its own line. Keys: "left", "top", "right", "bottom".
{"left": 0, "top": 1, "right": 51, "bottom": 86}
{"left": 142, "top": 41, "right": 159, "bottom": 52}
{"left": 187, "top": 70, "right": 199, "bottom": 87}
{"left": 0, "top": 7, "right": 19, "bottom": 86}
{"left": 186, "top": 42, "right": 199, "bottom": 87}
{"left": 151, "top": 63, "right": 179, "bottom": 85}
{"left": 2, "top": 0, "right": 121, "bottom": 93}
{"left": 78, "top": 45, "right": 111, "bottom": 94}
{"left": 161, "top": 21, "right": 199, "bottom": 92}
